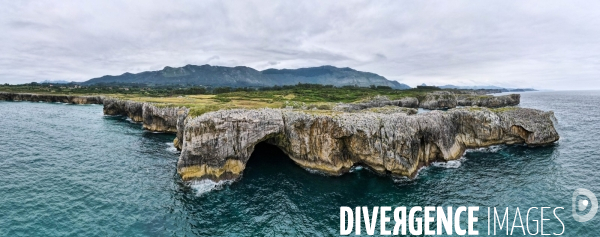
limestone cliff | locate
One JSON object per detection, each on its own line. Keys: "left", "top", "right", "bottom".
{"left": 419, "top": 92, "right": 521, "bottom": 109}
{"left": 102, "top": 98, "right": 145, "bottom": 122}
{"left": 457, "top": 94, "right": 520, "bottom": 108}
{"left": 0, "top": 92, "right": 104, "bottom": 104}
{"left": 333, "top": 96, "right": 419, "bottom": 112}
{"left": 142, "top": 103, "right": 189, "bottom": 134}
{"left": 0, "top": 92, "right": 560, "bottom": 184}
{"left": 102, "top": 99, "right": 188, "bottom": 135}
{"left": 174, "top": 110, "right": 188, "bottom": 150}
{"left": 418, "top": 91, "right": 457, "bottom": 109}
{"left": 177, "top": 107, "right": 559, "bottom": 182}
{"left": 0, "top": 93, "right": 187, "bottom": 134}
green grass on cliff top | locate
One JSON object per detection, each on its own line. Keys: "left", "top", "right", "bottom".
{"left": 0, "top": 83, "right": 441, "bottom": 116}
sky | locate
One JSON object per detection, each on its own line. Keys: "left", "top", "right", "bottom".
{"left": 1, "top": 1, "right": 599, "bottom": 90}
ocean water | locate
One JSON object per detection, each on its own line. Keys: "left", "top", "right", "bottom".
{"left": 0, "top": 91, "right": 599, "bottom": 236}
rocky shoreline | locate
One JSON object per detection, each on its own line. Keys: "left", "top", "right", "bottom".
{"left": 102, "top": 99, "right": 189, "bottom": 134}
{"left": 0, "top": 92, "right": 104, "bottom": 104}
{"left": 331, "top": 92, "right": 520, "bottom": 111}
{"left": 177, "top": 107, "right": 559, "bottom": 181}
{"left": 0, "top": 92, "right": 188, "bottom": 135}
{"left": 0, "top": 91, "right": 559, "bottom": 183}
{"left": 418, "top": 91, "right": 520, "bottom": 109}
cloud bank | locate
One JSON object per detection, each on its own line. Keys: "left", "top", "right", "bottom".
{"left": 1, "top": 1, "right": 599, "bottom": 89}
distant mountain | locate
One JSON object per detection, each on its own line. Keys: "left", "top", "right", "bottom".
{"left": 438, "top": 85, "right": 506, "bottom": 90}
{"left": 81, "top": 65, "right": 410, "bottom": 89}
{"left": 40, "top": 80, "right": 72, "bottom": 84}
{"left": 438, "top": 84, "right": 535, "bottom": 92}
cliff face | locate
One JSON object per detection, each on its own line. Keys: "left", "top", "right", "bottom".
{"left": 177, "top": 107, "right": 559, "bottom": 182}
{"left": 174, "top": 110, "right": 188, "bottom": 150}
{"left": 0, "top": 92, "right": 104, "bottom": 104}
{"left": 0, "top": 93, "right": 184, "bottom": 132}
{"left": 102, "top": 99, "right": 188, "bottom": 135}
{"left": 102, "top": 99, "right": 145, "bottom": 122}
{"left": 142, "top": 104, "right": 189, "bottom": 133}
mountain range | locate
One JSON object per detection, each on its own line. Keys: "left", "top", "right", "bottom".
{"left": 40, "top": 80, "right": 72, "bottom": 84}
{"left": 81, "top": 65, "right": 410, "bottom": 89}
{"left": 437, "top": 84, "right": 535, "bottom": 91}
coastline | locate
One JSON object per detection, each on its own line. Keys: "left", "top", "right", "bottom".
{"left": 0, "top": 91, "right": 560, "bottom": 184}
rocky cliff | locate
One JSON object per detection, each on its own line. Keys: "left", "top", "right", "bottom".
{"left": 330, "top": 92, "right": 520, "bottom": 112}
{"left": 176, "top": 107, "right": 559, "bottom": 182}
{"left": 333, "top": 96, "right": 419, "bottom": 112}
{"left": 457, "top": 94, "right": 520, "bottom": 107}
{"left": 0, "top": 93, "right": 188, "bottom": 145}
{"left": 102, "top": 98, "right": 145, "bottom": 122}
{"left": 0, "top": 92, "right": 104, "bottom": 104}
{"left": 1, "top": 92, "right": 559, "bottom": 184}
{"left": 418, "top": 92, "right": 520, "bottom": 109}
{"left": 142, "top": 103, "right": 189, "bottom": 134}
{"left": 102, "top": 99, "right": 189, "bottom": 134}
{"left": 418, "top": 91, "right": 458, "bottom": 109}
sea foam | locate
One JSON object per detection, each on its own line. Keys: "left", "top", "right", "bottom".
{"left": 189, "top": 179, "right": 233, "bottom": 196}
{"left": 466, "top": 145, "right": 504, "bottom": 153}
{"left": 165, "top": 142, "right": 178, "bottom": 153}
{"left": 432, "top": 157, "right": 466, "bottom": 169}
{"left": 349, "top": 165, "right": 364, "bottom": 173}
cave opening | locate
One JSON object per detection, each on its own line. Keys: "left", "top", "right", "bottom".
{"left": 244, "top": 142, "right": 399, "bottom": 184}
{"left": 248, "top": 142, "right": 289, "bottom": 163}
{"left": 244, "top": 142, "right": 299, "bottom": 176}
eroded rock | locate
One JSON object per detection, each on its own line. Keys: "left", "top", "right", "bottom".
{"left": 333, "top": 96, "right": 419, "bottom": 112}
{"left": 102, "top": 98, "right": 144, "bottom": 122}
{"left": 457, "top": 94, "right": 520, "bottom": 108}
{"left": 0, "top": 92, "right": 560, "bottom": 184}
{"left": 177, "top": 107, "right": 559, "bottom": 182}
{"left": 0, "top": 92, "right": 104, "bottom": 104}
{"left": 419, "top": 91, "right": 457, "bottom": 109}
{"left": 142, "top": 104, "right": 189, "bottom": 133}
{"left": 102, "top": 99, "right": 190, "bottom": 149}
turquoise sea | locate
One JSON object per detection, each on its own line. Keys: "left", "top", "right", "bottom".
{"left": 0, "top": 91, "right": 599, "bottom": 236}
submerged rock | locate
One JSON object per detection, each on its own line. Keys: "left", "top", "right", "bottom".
{"left": 177, "top": 107, "right": 559, "bottom": 182}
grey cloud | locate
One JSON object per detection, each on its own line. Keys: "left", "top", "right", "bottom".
{"left": 1, "top": 0, "right": 599, "bottom": 90}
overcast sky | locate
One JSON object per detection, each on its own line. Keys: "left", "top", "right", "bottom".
{"left": 1, "top": 1, "right": 599, "bottom": 89}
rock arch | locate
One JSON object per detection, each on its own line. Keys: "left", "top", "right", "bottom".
{"left": 177, "top": 108, "right": 559, "bottom": 182}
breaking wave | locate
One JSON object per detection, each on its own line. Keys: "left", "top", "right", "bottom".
{"left": 432, "top": 157, "right": 466, "bottom": 169}
{"left": 466, "top": 145, "right": 504, "bottom": 153}
{"left": 165, "top": 142, "right": 178, "bottom": 153}
{"left": 189, "top": 179, "right": 233, "bottom": 196}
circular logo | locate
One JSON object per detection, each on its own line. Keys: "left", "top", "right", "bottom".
{"left": 572, "top": 188, "right": 598, "bottom": 222}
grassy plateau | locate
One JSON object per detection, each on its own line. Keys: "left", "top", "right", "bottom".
{"left": 1, "top": 83, "right": 447, "bottom": 116}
